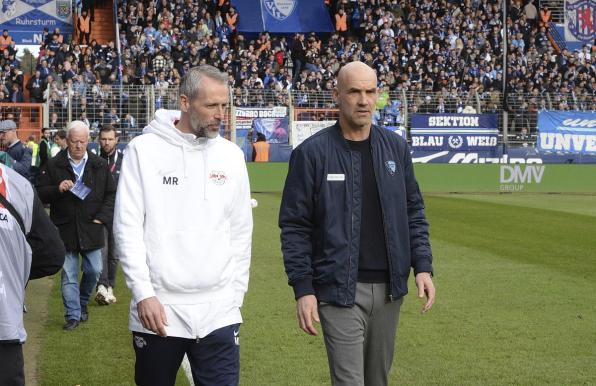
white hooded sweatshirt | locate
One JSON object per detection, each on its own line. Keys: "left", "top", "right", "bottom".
{"left": 114, "top": 109, "right": 253, "bottom": 339}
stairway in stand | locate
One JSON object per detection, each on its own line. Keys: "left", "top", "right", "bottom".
{"left": 89, "top": 1, "right": 115, "bottom": 45}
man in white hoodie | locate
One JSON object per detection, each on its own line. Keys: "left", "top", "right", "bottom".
{"left": 113, "top": 65, "right": 253, "bottom": 386}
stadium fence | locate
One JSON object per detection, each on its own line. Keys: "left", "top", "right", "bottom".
{"left": 40, "top": 85, "right": 595, "bottom": 147}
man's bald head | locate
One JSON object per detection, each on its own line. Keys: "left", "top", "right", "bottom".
{"left": 336, "top": 61, "right": 377, "bottom": 91}
{"left": 333, "top": 61, "right": 379, "bottom": 136}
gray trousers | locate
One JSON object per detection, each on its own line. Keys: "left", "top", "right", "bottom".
{"left": 98, "top": 226, "right": 118, "bottom": 288}
{"left": 318, "top": 283, "right": 403, "bottom": 386}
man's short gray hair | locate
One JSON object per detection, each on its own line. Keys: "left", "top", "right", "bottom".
{"left": 179, "top": 65, "right": 228, "bottom": 101}
{"left": 66, "top": 120, "right": 90, "bottom": 138}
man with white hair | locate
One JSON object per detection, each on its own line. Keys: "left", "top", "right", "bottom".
{"left": 36, "top": 121, "right": 116, "bottom": 331}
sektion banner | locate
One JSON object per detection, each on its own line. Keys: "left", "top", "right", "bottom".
{"left": 410, "top": 114, "right": 499, "bottom": 151}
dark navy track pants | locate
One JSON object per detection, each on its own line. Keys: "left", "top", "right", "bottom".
{"left": 132, "top": 324, "right": 240, "bottom": 386}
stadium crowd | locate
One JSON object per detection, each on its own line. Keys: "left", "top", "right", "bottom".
{"left": 0, "top": 0, "right": 592, "bottom": 134}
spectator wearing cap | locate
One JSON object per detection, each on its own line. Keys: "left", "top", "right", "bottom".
{"left": 0, "top": 120, "right": 32, "bottom": 180}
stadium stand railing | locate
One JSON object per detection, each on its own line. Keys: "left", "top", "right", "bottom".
{"left": 0, "top": 103, "right": 44, "bottom": 148}
{"left": 43, "top": 85, "right": 595, "bottom": 147}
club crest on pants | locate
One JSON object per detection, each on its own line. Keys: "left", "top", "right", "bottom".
{"left": 134, "top": 335, "right": 147, "bottom": 349}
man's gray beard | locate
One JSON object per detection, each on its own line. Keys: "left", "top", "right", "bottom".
{"left": 190, "top": 126, "right": 219, "bottom": 139}
{"left": 190, "top": 117, "right": 219, "bottom": 139}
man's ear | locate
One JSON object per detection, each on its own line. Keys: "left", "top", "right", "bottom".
{"left": 180, "top": 94, "right": 189, "bottom": 113}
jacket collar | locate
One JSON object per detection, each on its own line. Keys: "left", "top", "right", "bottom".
{"left": 54, "top": 148, "right": 102, "bottom": 168}
{"left": 331, "top": 121, "right": 380, "bottom": 151}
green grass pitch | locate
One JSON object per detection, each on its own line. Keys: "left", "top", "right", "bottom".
{"left": 33, "top": 174, "right": 596, "bottom": 385}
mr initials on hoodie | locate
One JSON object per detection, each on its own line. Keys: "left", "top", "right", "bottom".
{"left": 163, "top": 176, "right": 179, "bottom": 185}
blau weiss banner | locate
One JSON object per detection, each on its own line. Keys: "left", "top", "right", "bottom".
{"left": 537, "top": 111, "right": 596, "bottom": 155}
{"left": 410, "top": 114, "right": 499, "bottom": 151}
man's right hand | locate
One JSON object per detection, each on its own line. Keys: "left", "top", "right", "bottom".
{"left": 58, "top": 179, "right": 74, "bottom": 193}
{"left": 137, "top": 296, "right": 168, "bottom": 337}
{"left": 296, "top": 294, "right": 319, "bottom": 336}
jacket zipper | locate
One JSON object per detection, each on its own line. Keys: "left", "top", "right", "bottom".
{"left": 346, "top": 150, "right": 354, "bottom": 306}
{"left": 370, "top": 142, "right": 395, "bottom": 301}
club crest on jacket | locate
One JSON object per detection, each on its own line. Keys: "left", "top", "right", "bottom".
{"left": 209, "top": 171, "right": 227, "bottom": 185}
{"left": 385, "top": 160, "right": 396, "bottom": 175}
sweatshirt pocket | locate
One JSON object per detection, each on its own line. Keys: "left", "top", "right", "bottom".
{"left": 150, "top": 228, "right": 233, "bottom": 294}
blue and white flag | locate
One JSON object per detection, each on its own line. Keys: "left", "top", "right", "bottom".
{"left": 0, "top": 0, "right": 73, "bottom": 44}
{"left": 565, "top": 0, "right": 596, "bottom": 44}
{"left": 232, "top": 0, "right": 333, "bottom": 33}
{"left": 410, "top": 114, "right": 499, "bottom": 151}
{"left": 537, "top": 111, "right": 596, "bottom": 155}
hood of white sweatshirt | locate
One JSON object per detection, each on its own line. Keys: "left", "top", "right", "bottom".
{"left": 143, "top": 109, "right": 219, "bottom": 149}
{"left": 142, "top": 109, "right": 220, "bottom": 178}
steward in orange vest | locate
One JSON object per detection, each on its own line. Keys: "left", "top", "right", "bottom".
{"left": 335, "top": 10, "right": 347, "bottom": 32}
{"left": 0, "top": 30, "right": 12, "bottom": 51}
{"left": 252, "top": 133, "right": 270, "bottom": 162}
{"left": 78, "top": 10, "right": 91, "bottom": 45}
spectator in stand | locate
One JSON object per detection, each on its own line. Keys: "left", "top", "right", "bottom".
{"left": 48, "top": 114, "right": 59, "bottom": 133}
{"left": 539, "top": 4, "right": 551, "bottom": 28}
{"left": 53, "top": 28, "right": 64, "bottom": 44}
{"left": 524, "top": 0, "right": 538, "bottom": 26}
{"left": 226, "top": 7, "right": 238, "bottom": 34}
{"left": 0, "top": 30, "right": 12, "bottom": 51}
{"left": 78, "top": 9, "right": 92, "bottom": 45}
{"left": 335, "top": 8, "right": 348, "bottom": 35}
{"left": 10, "top": 84, "right": 23, "bottom": 103}
{"left": 123, "top": 113, "right": 136, "bottom": 130}
{"left": 27, "top": 70, "right": 45, "bottom": 103}
{"left": 33, "top": 0, "right": 596, "bottom": 136}
{"left": 47, "top": 34, "right": 61, "bottom": 53}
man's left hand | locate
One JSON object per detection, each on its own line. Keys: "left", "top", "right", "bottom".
{"left": 415, "top": 272, "right": 435, "bottom": 314}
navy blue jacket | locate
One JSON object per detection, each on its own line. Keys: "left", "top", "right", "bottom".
{"left": 6, "top": 141, "right": 32, "bottom": 180}
{"left": 279, "top": 123, "right": 433, "bottom": 307}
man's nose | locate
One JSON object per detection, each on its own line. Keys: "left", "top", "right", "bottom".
{"left": 214, "top": 106, "right": 225, "bottom": 119}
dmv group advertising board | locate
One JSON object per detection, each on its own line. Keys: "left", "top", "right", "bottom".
{"left": 410, "top": 114, "right": 499, "bottom": 151}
